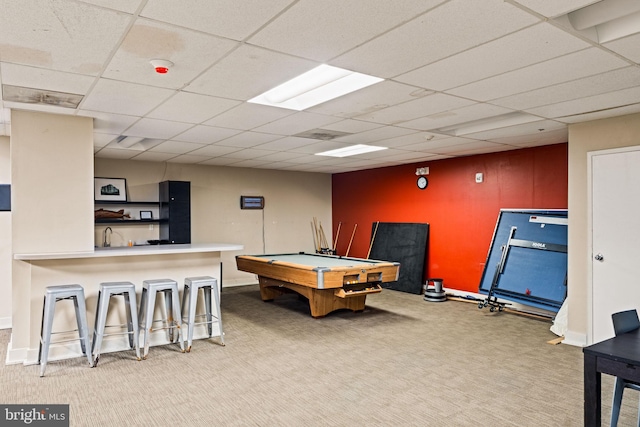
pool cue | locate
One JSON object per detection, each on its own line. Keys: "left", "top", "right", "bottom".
{"left": 311, "top": 221, "right": 319, "bottom": 252}
{"left": 367, "top": 221, "right": 380, "bottom": 259}
{"left": 333, "top": 222, "right": 342, "bottom": 252}
{"left": 345, "top": 224, "right": 357, "bottom": 257}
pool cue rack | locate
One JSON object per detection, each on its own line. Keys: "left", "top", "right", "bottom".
{"left": 312, "top": 217, "right": 336, "bottom": 255}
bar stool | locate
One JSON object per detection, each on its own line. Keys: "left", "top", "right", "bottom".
{"left": 38, "top": 284, "right": 93, "bottom": 377}
{"left": 91, "top": 281, "right": 141, "bottom": 366}
{"left": 181, "top": 276, "right": 225, "bottom": 352}
{"left": 138, "top": 279, "right": 185, "bottom": 359}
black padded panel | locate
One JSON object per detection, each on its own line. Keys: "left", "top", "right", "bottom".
{"left": 0, "top": 185, "right": 10, "bottom": 211}
{"left": 368, "top": 222, "right": 429, "bottom": 294}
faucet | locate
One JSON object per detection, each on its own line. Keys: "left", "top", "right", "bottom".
{"left": 103, "top": 227, "right": 112, "bottom": 247}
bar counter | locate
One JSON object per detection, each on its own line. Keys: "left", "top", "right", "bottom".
{"left": 9, "top": 242, "right": 243, "bottom": 365}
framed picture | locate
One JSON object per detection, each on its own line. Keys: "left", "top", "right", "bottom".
{"left": 140, "top": 210, "right": 152, "bottom": 220}
{"left": 94, "top": 177, "right": 127, "bottom": 202}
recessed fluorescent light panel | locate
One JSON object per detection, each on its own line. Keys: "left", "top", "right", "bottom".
{"left": 316, "top": 144, "right": 387, "bottom": 158}
{"left": 248, "top": 65, "right": 383, "bottom": 111}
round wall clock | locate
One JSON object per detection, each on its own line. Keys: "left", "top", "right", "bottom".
{"left": 417, "top": 176, "right": 428, "bottom": 190}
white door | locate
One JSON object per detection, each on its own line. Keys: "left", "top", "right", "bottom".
{"left": 590, "top": 146, "right": 640, "bottom": 343}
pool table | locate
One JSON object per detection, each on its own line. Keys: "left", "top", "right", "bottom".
{"left": 236, "top": 252, "right": 400, "bottom": 318}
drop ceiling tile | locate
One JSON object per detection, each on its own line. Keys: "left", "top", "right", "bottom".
{"left": 248, "top": 0, "right": 444, "bottom": 62}
{"left": 130, "top": 151, "right": 178, "bottom": 162}
{"left": 333, "top": 125, "right": 417, "bottom": 144}
{"left": 448, "top": 48, "right": 630, "bottom": 102}
{"left": 95, "top": 147, "right": 141, "bottom": 159}
{"left": 140, "top": 0, "right": 295, "bottom": 41}
{"left": 147, "top": 92, "right": 241, "bottom": 124}
{"left": 354, "top": 93, "right": 475, "bottom": 125}
{"left": 253, "top": 136, "right": 317, "bottom": 151}
{"left": 223, "top": 148, "right": 276, "bottom": 160}
{"left": 511, "top": 0, "right": 598, "bottom": 18}
{"left": 308, "top": 80, "right": 433, "bottom": 118}
{"left": 166, "top": 154, "right": 214, "bottom": 164}
{"left": 199, "top": 157, "right": 245, "bottom": 166}
{"left": 0, "top": 1, "right": 130, "bottom": 74}
{"left": 103, "top": 19, "right": 239, "bottom": 89}
{"left": 489, "top": 128, "right": 568, "bottom": 146}
{"left": 203, "top": 103, "right": 295, "bottom": 130}
{"left": 186, "top": 144, "right": 242, "bottom": 157}
{"left": 79, "top": 0, "right": 144, "bottom": 13}
{"left": 444, "top": 143, "right": 516, "bottom": 156}
{"left": 0, "top": 63, "right": 95, "bottom": 95}
{"left": 604, "top": 33, "right": 640, "bottom": 64}
{"left": 93, "top": 133, "right": 118, "bottom": 147}
{"left": 399, "top": 136, "right": 484, "bottom": 152}
{"left": 81, "top": 79, "right": 174, "bottom": 116}
{"left": 253, "top": 112, "right": 341, "bottom": 135}
{"left": 253, "top": 151, "right": 309, "bottom": 162}
{"left": 287, "top": 141, "right": 350, "bottom": 155}
{"left": 372, "top": 132, "right": 444, "bottom": 148}
{"left": 557, "top": 103, "right": 640, "bottom": 123}
{"left": 317, "top": 119, "right": 382, "bottom": 134}
{"left": 172, "top": 125, "right": 242, "bottom": 144}
{"left": 78, "top": 111, "right": 139, "bottom": 134}
{"left": 331, "top": 0, "right": 539, "bottom": 78}
{"left": 214, "top": 132, "right": 282, "bottom": 149}
{"left": 396, "top": 23, "right": 590, "bottom": 91}
{"left": 230, "top": 159, "right": 276, "bottom": 168}
{"left": 493, "top": 66, "right": 640, "bottom": 110}
{"left": 399, "top": 103, "right": 516, "bottom": 131}
{"left": 149, "top": 140, "right": 206, "bottom": 154}
{"left": 121, "top": 118, "right": 192, "bottom": 139}
{"left": 463, "top": 119, "right": 566, "bottom": 141}
{"left": 526, "top": 86, "right": 640, "bottom": 119}
{"left": 184, "top": 44, "right": 317, "bottom": 100}
{"left": 428, "top": 140, "right": 512, "bottom": 155}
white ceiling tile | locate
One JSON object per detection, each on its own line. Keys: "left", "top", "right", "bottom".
{"left": 0, "top": 63, "right": 95, "bottom": 94}
{"left": 93, "top": 133, "right": 118, "bottom": 147}
{"left": 396, "top": 23, "right": 591, "bottom": 91}
{"left": 203, "top": 103, "right": 295, "bottom": 130}
{"left": 186, "top": 144, "right": 242, "bottom": 157}
{"left": 199, "top": 157, "right": 245, "bottom": 166}
{"left": 308, "top": 80, "right": 434, "bottom": 118}
{"left": 557, "top": 103, "right": 640, "bottom": 123}
{"left": 214, "top": 132, "right": 282, "bottom": 149}
{"left": 492, "top": 66, "right": 640, "bottom": 110}
{"left": 287, "top": 141, "right": 350, "bottom": 155}
{"left": 103, "top": 19, "right": 239, "bottom": 89}
{"left": 398, "top": 136, "right": 481, "bottom": 152}
{"left": 372, "top": 132, "right": 445, "bottom": 149}
{"left": 252, "top": 136, "right": 317, "bottom": 151}
{"left": 79, "top": 0, "right": 144, "bottom": 14}
{"left": 526, "top": 86, "right": 640, "bottom": 118}
{"left": 331, "top": 0, "right": 540, "bottom": 78}
{"left": 462, "top": 119, "right": 566, "bottom": 140}
{"left": 122, "top": 118, "right": 193, "bottom": 139}
{"left": 95, "top": 147, "right": 140, "bottom": 159}
{"left": 166, "top": 154, "right": 214, "bottom": 164}
{"left": 172, "top": 125, "right": 242, "bottom": 144}
{"left": 448, "top": 48, "right": 630, "bottom": 101}
{"left": 249, "top": 0, "right": 445, "bottom": 62}
{"left": 488, "top": 128, "right": 569, "bottom": 146}
{"left": 81, "top": 79, "right": 174, "bottom": 116}
{"left": 253, "top": 112, "right": 341, "bottom": 135}
{"left": 0, "top": 1, "right": 130, "bottom": 74}
{"left": 321, "top": 119, "right": 382, "bottom": 134}
{"left": 149, "top": 140, "right": 206, "bottom": 154}
{"left": 77, "top": 111, "right": 139, "bottom": 134}
{"left": 130, "top": 151, "right": 178, "bottom": 162}
{"left": 399, "top": 103, "right": 516, "bottom": 131}
{"left": 510, "top": 0, "right": 599, "bottom": 18}
{"left": 354, "top": 93, "right": 475, "bottom": 125}
{"left": 333, "top": 126, "right": 417, "bottom": 144}
{"left": 140, "top": 0, "right": 296, "bottom": 41}
{"left": 184, "top": 44, "right": 317, "bottom": 100}
{"left": 223, "top": 148, "right": 276, "bottom": 160}
{"left": 253, "top": 151, "right": 309, "bottom": 162}
{"left": 147, "top": 92, "right": 241, "bottom": 124}
{"left": 604, "top": 33, "right": 640, "bottom": 63}
{"left": 443, "top": 143, "right": 516, "bottom": 156}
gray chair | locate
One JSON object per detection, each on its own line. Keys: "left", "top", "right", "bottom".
{"left": 611, "top": 309, "right": 640, "bottom": 427}
{"left": 181, "top": 276, "right": 225, "bottom": 352}
{"left": 91, "top": 281, "right": 141, "bottom": 366}
{"left": 38, "top": 284, "right": 93, "bottom": 377}
{"left": 138, "top": 279, "right": 185, "bottom": 359}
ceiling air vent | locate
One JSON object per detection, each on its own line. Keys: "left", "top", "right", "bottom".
{"left": 293, "top": 128, "right": 352, "bottom": 140}
{"left": 2, "top": 85, "right": 83, "bottom": 109}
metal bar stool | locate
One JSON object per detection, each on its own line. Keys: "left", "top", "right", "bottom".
{"left": 181, "top": 276, "right": 225, "bottom": 352}
{"left": 91, "top": 281, "right": 141, "bottom": 366}
{"left": 138, "top": 279, "right": 185, "bottom": 359}
{"left": 38, "top": 284, "right": 93, "bottom": 377}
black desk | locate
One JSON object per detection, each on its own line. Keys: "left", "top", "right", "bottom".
{"left": 583, "top": 329, "right": 640, "bottom": 426}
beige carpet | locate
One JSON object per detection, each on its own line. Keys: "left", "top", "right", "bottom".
{"left": 0, "top": 285, "right": 634, "bottom": 426}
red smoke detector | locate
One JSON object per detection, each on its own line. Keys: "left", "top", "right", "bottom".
{"left": 150, "top": 59, "right": 173, "bottom": 74}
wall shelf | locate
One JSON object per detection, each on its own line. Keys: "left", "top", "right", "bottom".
{"left": 95, "top": 218, "right": 160, "bottom": 224}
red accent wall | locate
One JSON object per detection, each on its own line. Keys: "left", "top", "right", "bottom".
{"left": 332, "top": 143, "right": 568, "bottom": 292}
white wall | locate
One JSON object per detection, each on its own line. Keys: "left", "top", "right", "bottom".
{"left": 94, "top": 158, "right": 333, "bottom": 286}
{"left": 0, "top": 136, "right": 11, "bottom": 328}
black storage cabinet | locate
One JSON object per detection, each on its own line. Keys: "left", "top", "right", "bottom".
{"left": 159, "top": 180, "right": 191, "bottom": 244}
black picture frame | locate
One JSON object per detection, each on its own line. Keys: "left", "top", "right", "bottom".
{"left": 94, "top": 177, "right": 127, "bottom": 202}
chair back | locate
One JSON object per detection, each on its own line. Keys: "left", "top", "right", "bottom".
{"left": 612, "top": 309, "right": 640, "bottom": 336}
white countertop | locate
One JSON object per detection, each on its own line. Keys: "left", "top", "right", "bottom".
{"left": 14, "top": 243, "right": 244, "bottom": 260}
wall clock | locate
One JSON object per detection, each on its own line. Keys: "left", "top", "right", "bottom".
{"left": 417, "top": 176, "right": 428, "bottom": 190}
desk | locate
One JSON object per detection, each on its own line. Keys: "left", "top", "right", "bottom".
{"left": 235, "top": 252, "right": 400, "bottom": 317}
{"left": 583, "top": 329, "right": 640, "bottom": 426}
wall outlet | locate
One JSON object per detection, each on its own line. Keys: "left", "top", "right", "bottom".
{"left": 475, "top": 173, "right": 483, "bottom": 183}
